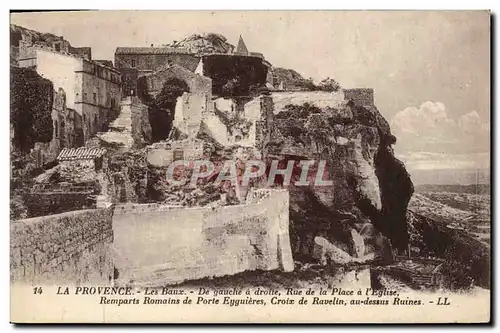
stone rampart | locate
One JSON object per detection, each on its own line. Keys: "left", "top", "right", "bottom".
{"left": 10, "top": 208, "right": 114, "bottom": 285}
{"left": 112, "top": 189, "right": 293, "bottom": 286}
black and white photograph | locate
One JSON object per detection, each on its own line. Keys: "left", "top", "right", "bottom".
{"left": 8, "top": 10, "right": 491, "bottom": 323}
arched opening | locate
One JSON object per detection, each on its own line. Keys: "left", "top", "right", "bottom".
{"left": 147, "top": 78, "right": 190, "bottom": 142}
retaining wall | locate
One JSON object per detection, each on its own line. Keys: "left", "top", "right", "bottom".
{"left": 112, "top": 189, "right": 293, "bottom": 286}
{"left": 10, "top": 208, "right": 114, "bottom": 285}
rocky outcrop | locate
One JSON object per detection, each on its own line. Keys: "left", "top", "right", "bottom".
{"left": 268, "top": 97, "right": 413, "bottom": 262}
{"left": 167, "top": 33, "right": 235, "bottom": 54}
{"left": 10, "top": 24, "right": 91, "bottom": 64}
{"left": 272, "top": 67, "right": 315, "bottom": 91}
{"left": 11, "top": 24, "right": 66, "bottom": 49}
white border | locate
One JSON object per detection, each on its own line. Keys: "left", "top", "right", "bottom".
{"left": 2, "top": 2, "right": 497, "bottom": 332}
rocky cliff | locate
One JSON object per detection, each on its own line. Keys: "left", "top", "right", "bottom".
{"left": 11, "top": 24, "right": 66, "bottom": 48}
{"left": 268, "top": 96, "right": 414, "bottom": 262}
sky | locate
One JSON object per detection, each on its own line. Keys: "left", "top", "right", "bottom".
{"left": 10, "top": 11, "right": 491, "bottom": 182}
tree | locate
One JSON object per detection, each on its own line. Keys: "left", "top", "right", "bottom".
{"left": 295, "top": 78, "right": 316, "bottom": 91}
{"left": 10, "top": 67, "right": 54, "bottom": 152}
{"left": 318, "top": 77, "right": 341, "bottom": 92}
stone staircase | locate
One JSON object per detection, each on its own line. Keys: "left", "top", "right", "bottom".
{"left": 97, "top": 97, "right": 141, "bottom": 149}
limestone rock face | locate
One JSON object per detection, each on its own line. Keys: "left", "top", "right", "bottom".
{"left": 168, "top": 33, "right": 235, "bottom": 54}
{"left": 269, "top": 97, "right": 413, "bottom": 261}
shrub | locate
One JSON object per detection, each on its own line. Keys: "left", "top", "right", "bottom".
{"left": 10, "top": 66, "right": 54, "bottom": 152}
{"left": 317, "top": 77, "right": 341, "bottom": 92}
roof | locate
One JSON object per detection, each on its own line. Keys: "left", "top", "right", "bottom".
{"left": 57, "top": 147, "right": 106, "bottom": 161}
{"left": 115, "top": 47, "right": 193, "bottom": 55}
{"left": 235, "top": 35, "right": 249, "bottom": 55}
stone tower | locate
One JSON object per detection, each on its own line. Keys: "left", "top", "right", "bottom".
{"left": 235, "top": 35, "right": 249, "bottom": 55}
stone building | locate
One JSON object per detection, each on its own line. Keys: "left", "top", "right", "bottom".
{"left": 146, "top": 138, "right": 205, "bottom": 167}
{"left": 143, "top": 63, "right": 212, "bottom": 99}
{"left": 115, "top": 35, "right": 270, "bottom": 98}
{"left": 19, "top": 47, "right": 122, "bottom": 144}
{"left": 57, "top": 147, "right": 107, "bottom": 181}
{"left": 28, "top": 87, "right": 81, "bottom": 168}
{"left": 115, "top": 47, "right": 200, "bottom": 78}
{"left": 142, "top": 63, "right": 213, "bottom": 138}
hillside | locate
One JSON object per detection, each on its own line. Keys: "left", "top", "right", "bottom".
{"left": 407, "top": 210, "right": 490, "bottom": 289}
{"left": 414, "top": 183, "right": 490, "bottom": 195}
{"left": 407, "top": 184, "right": 490, "bottom": 289}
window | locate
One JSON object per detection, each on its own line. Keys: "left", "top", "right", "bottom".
{"left": 93, "top": 93, "right": 97, "bottom": 104}
{"left": 131, "top": 59, "right": 136, "bottom": 68}
{"left": 54, "top": 42, "right": 61, "bottom": 52}
{"left": 95, "top": 157, "right": 103, "bottom": 171}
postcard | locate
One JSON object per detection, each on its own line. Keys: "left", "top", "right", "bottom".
{"left": 9, "top": 10, "right": 491, "bottom": 323}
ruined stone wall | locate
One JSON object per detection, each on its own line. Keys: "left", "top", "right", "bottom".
{"left": 144, "top": 65, "right": 212, "bottom": 99}
{"left": 214, "top": 97, "right": 237, "bottom": 114}
{"left": 255, "top": 95, "right": 275, "bottom": 156}
{"left": 172, "top": 92, "right": 209, "bottom": 136}
{"left": 146, "top": 139, "right": 204, "bottom": 167}
{"left": 343, "top": 88, "right": 374, "bottom": 106}
{"left": 10, "top": 208, "right": 114, "bottom": 285}
{"left": 270, "top": 91, "right": 346, "bottom": 112}
{"left": 114, "top": 53, "right": 200, "bottom": 73}
{"left": 23, "top": 192, "right": 97, "bottom": 218}
{"left": 128, "top": 97, "right": 152, "bottom": 147}
{"left": 24, "top": 180, "right": 101, "bottom": 217}
{"left": 59, "top": 159, "right": 96, "bottom": 182}
{"left": 201, "top": 113, "right": 230, "bottom": 145}
{"left": 112, "top": 189, "right": 293, "bottom": 286}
